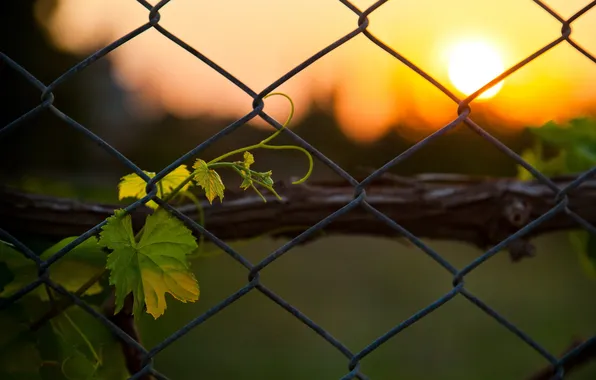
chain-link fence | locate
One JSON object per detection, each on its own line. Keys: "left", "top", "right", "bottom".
{"left": 2, "top": 0, "right": 596, "bottom": 379}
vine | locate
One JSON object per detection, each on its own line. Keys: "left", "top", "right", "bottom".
{"left": 0, "top": 93, "right": 313, "bottom": 379}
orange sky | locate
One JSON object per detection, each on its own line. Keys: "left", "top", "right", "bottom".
{"left": 35, "top": 0, "right": 596, "bottom": 142}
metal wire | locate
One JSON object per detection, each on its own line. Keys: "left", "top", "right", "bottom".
{"left": 2, "top": 0, "right": 596, "bottom": 378}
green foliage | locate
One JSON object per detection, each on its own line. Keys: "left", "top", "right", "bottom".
{"left": 519, "top": 117, "right": 596, "bottom": 277}
{"left": 0, "top": 92, "right": 312, "bottom": 378}
{"left": 102, "top": 92, "right": 312, "bottom": 319}
{"left": 47, "top": 307, "right": 129, "bottom": 380}
{"left": 518, "top": 117, "right": 596, "bottom": 178}
{"left": 99, "top": 209, "right": 199, "bottom": 318}
{"left": 40, "top": 238, "right": 106, "bottom": 299}
{"left": 0, "top": 242, "right": 35, "bottom": 297}
{"left": 0, "top": 237, "right": 105, "bottom": 300}
{"left": 0, "top": 297, "right": 128, "bottom": 380}
{"left": 0, "top": 302, "right": 43, "bottom": 380}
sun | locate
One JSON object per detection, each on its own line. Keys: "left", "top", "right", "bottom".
{"left": 448, "top": 41, "right": 505, "bottom": 100}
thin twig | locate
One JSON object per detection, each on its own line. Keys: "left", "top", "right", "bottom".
{"left": 3, "top": 174, "right": 596, "bottom": 251}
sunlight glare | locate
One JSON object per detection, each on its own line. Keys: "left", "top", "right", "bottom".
{"left": 448, "top": 41, "right": 505, "bottom": 100}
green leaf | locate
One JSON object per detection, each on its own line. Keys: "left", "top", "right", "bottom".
{"left": 565, "top": 145, "right": 596, "bottom": 173}
{"left": 51, "top": 313, "right": 100, "bottom": 380}
{"left": 0, "top": 262, "right": 14, "bottom": 294}
{"left": 239, "top": 152, "right": 255, "bottom": 190}
{"left": 0, "top": 302, "right": 43, "bottom": 380}
{"left": 45, "top": 307, "right": 129, "bottom": 380}
{"left": 61, "top": 350, "right": 98, "bottom": 380}
{"left": 528, "top": 118, "right": 596, "bottom": 175}
{"left": 569, "top": 230, "right": 596, "bottom": 278}
{"left": 0, "top": 243, "right": 33, "bottom": 297}
{"left": 0, "top": 237, "right": 106, "bottom": 300}
{"left": 99, "top": 209, "right": 199, "bottom": 319}
{"left": 39, "top": 237, "right": 106, "bottom": 300}
{"left": 118, "top": 165, "right": 191, "bottom": 209}
{"left": 517, "top": 147, "right": 568, "bottom": 180}
{"left": 530, "top": 118, "right": 596, "bottom": 147}
{"left": 192, "top": 159, "right": 225, "bottom": 204}
{"left": 240, "top": 176, "right": 253, "bottom": 190}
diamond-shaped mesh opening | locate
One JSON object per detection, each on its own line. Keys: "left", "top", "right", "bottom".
{"left": 357, "top": 296, "right": 552, "bottom": 378}
{"left": 140, "top": 290, "right": 355, "bottom": 379}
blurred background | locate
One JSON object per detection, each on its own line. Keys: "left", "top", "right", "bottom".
{"left": 1, "top": 0, "right": 596, "bottom": 379}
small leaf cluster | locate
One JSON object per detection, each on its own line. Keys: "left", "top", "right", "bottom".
{"left": 518, "top": 117, "right": 596, "bottom": 276}
{"left": 105, "top": 93, "right": 312, "bottom": 319}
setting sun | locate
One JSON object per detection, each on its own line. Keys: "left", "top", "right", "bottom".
{"left": 448, "top": 41, "right": 505, "bottom": 100}
{"left": 37, "top": 0, "right": 596, "bottom": 140}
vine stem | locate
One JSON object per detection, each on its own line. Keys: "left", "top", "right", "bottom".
{"left": 161, "top": 92, "right": 311, "bottom": 205}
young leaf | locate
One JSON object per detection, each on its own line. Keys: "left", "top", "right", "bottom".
{"left": 239, "top": 152, "right": 255, "bottom": 190}
{"left": 118, "top": 165, "right": 191, "bottom": 209}
{"left": 192, "top": 159, "right": 225, "bottom": 204}
{"left": 240, "top": 176, "right": 253, "bottom": 190}
{"left": 99, "top": 209, "right": 199, "bottom": 318}
{"left": 243, "top": 151, "right": 255, "bottom": 168}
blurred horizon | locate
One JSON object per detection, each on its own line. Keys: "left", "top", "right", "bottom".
{"left": 33, "top": 0, "right": 596, "bottom": 142}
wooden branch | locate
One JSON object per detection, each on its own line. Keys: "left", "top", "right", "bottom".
{"left": 527, "top": 338, "right": 596, "bottom": 380}
{"left": 1, "top": 174, "right": 595, "bottom": 255}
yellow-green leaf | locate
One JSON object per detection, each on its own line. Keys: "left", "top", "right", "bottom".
{"left": 240, "top": 176, "right": 253, "bottom": 190}
{"left": 243, "top": 151, "right": 254, "bottom": 169}
{"left": 118, "top": 165, "right": 191, "bottom": 209}
{"left": 192, "top": 159, "right": 225, "bottom": 204}
{"left": 99, "top": 209, "right": 199, "bottom": 319}
{"left": 239, "top": 152, "right": 256, "bottom": 190}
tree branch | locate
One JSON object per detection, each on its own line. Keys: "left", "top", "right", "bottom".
{"left": 2, "top": 174, "right": 595, "bottom": 254}
{"left": 527, "top": 337, "right": 596, "bottom": 380}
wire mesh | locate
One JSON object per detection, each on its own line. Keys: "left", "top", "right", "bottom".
{"left": 2, "top": 0, "right": 596, "bottom": 379}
